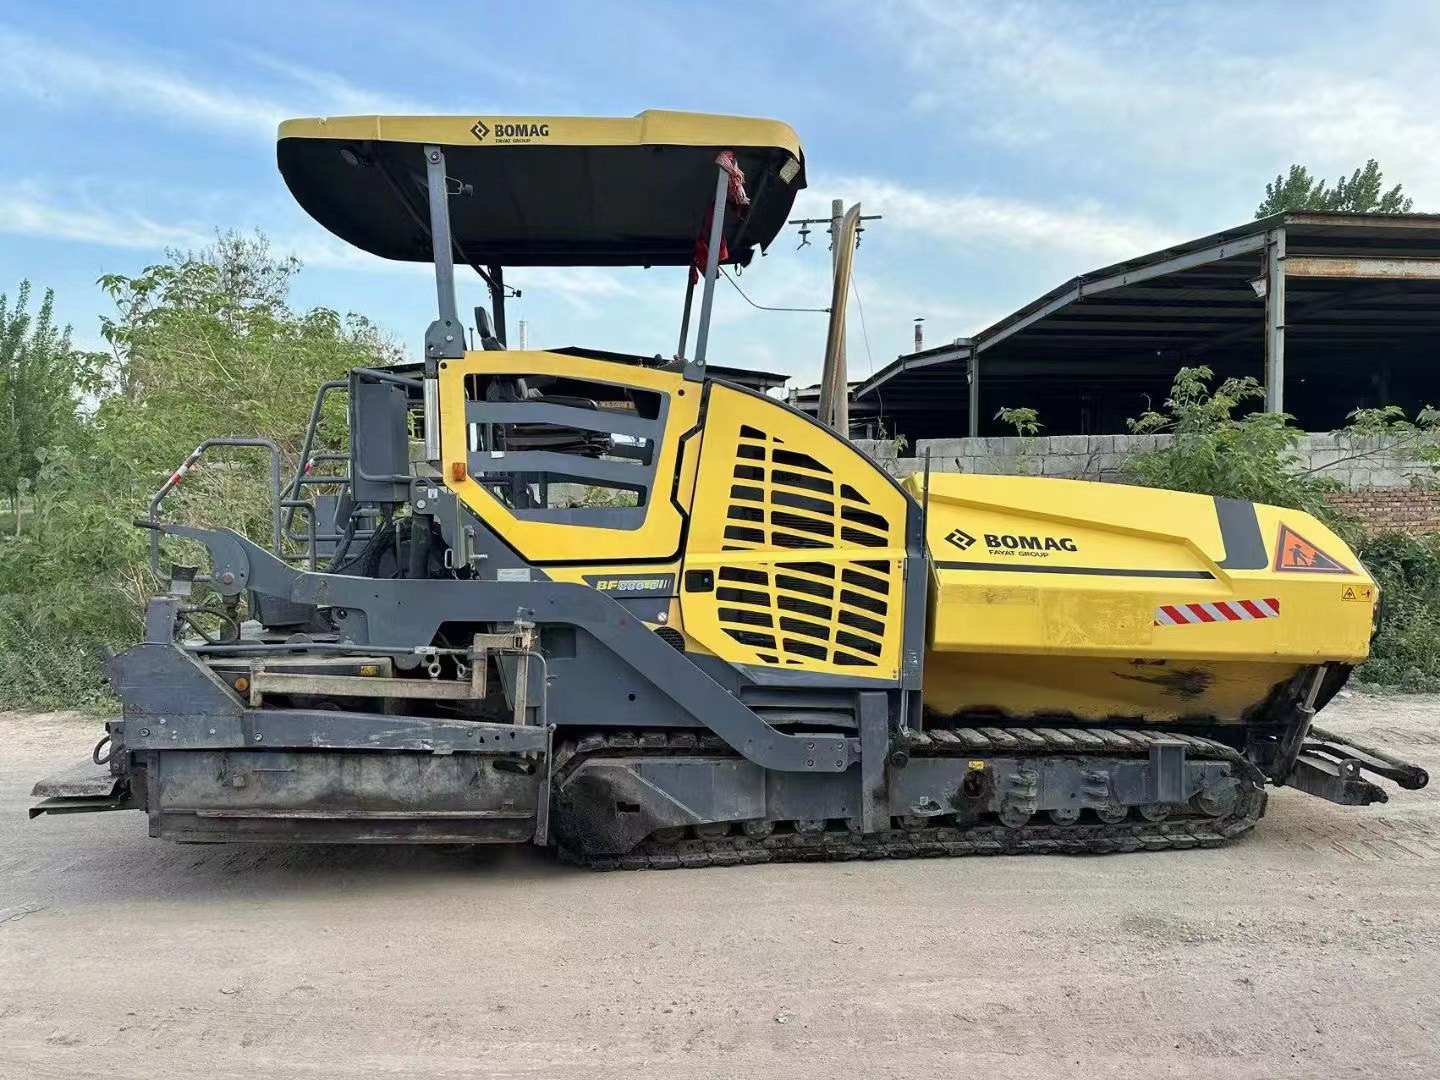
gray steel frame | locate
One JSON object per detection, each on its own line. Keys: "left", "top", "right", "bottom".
{"left": 463, "top": 394, "right": 668, "bottom": 529}
{"left": 140, "top": 524, "right": 857, "bottom": 774}
{"left": 851, "top": 228, "right": 1276, "bottom": 420}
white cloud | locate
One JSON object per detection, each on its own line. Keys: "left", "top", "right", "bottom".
{"left": 869, "top": 0, "right": 1440, "bottom": 207}
{"left": 0, "top": 182, "right": 211, "bottom": 250}
{"left": 239, "top": 51, "right": 442, "bottom": 119}
{"left": 0, "top": 177, "right": 637, "bottom": 328}
{"left": 0, "top": 26, "right": 285, "bottom": 137}
{"left": 0, "top": 24, "right": 439, "bottom": 139}
{"left": 800, "top": 176, "right": 1178, "bottom": 263}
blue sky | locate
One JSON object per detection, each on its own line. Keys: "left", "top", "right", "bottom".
{"left": 3, "top": 0, "right": 1438, "bottom": 387}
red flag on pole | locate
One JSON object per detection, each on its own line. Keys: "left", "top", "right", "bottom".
{"left": 691, "top": 151, "right": 750, "bottom": 284}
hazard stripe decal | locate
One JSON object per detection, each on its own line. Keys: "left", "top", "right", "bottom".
{"left": 1155, "top": 598, "right": 1279, "bottom": 626}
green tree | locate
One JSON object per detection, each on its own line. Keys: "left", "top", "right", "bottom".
{"left": 1256, "top": 159, "right": 1414, "bottom": 218}
{"left": 0, "top": 231, "right": 401, "bottom": 708}
{"left": 0, "top": 281, "right": 101, "bottom": 531}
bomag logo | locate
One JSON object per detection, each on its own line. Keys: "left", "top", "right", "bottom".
{"left": 473, "top": 120, "right": 551, "bottom": 142}
{"left": 945, "top": 528, "right": 977, "bottom": 551}
{"left": 985, "top": 533, "right": 1078, "bottom": 553}
{"left": 945, "top": 525, "right": 1077, "bottom": 557}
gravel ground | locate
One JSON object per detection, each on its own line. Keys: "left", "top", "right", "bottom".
{"left": 2, "top": 692, "right": 1438, "bottom": 1080}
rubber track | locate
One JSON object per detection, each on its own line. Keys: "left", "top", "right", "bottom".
{"left": 556, "top": 726, "right": 1269, "bottom": 871}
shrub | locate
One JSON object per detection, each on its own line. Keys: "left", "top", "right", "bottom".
{"left": 1119, "top": 365, "right": 1440, "bottom": 690}
{"left": 1352, "top": 532, "right": 1440, "bottom": 692}
{"left": 0, "top": 232, "right": 399, "bottom": 710}
{"left": 1121, "top": 366, "right": 1348, "bottom": 537}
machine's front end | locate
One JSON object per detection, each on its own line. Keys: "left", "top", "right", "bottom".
{"left": 32, "top": 346, "right": 935, "bottom": 858}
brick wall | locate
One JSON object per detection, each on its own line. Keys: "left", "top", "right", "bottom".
{"left": 1327, "top": 490, "right": 1440, "bottom": 535}
{"left": 855, "top": 433, "right": 1438, "bottom": 536}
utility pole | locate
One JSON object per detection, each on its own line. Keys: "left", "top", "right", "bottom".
{"left": 830, "top": 200, "right": 846, "bottom": 412}
{"left": 789, "top": 201, "right": 882, "bottom": 434}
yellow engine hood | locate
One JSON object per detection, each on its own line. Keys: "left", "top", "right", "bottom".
{"left": 908, "top": 473, "right": 1375, "bottom": 723}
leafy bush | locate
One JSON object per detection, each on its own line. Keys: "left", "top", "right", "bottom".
{"left": 1121, "top": 365, "right": 1348, "bottom": 537}
{"left": 0, "top": 232, "right": 399, "bottom": 710}
{"left": 994, "top": 406, "right": 1042, "bottom": 437}
{"left": 1353, "top": 532, "right": 1440, "bottom": 692}
{"left": 1119, "top": 365, "right": 1440, "bottom": 690}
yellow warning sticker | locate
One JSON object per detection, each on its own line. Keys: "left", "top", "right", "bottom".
{"left": 1340, "top": 585, "right": 1374, "bottom": 603}
{"left": 967, "top": 760, "right": 986, "bottom": 771}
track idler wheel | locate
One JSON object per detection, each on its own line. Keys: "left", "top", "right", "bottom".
{"left": 1191, "top": 778, "right": 1240, "bottom": 818}
{"left": 1047, "top": 807, "right": 1081, "bottom": 825}
{"left": 1093, "top": 804, "right": 1129, "bottom": 824}
{"left": 1137, "top": 803, "right": 1172, "bottom": 822}
{"left": 741, "top": 820, "right": 774, "bottom": 839}
{"left": 998, "top": 805, "right": 1034, "bottom": 828}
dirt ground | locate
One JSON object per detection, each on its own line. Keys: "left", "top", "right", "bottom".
{"left": 2, "top": 694, "right": 1438, "bottom": 1080}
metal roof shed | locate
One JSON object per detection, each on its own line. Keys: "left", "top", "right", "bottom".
{"left": 855, "top": 212, "right": 1440, "bottom": 437}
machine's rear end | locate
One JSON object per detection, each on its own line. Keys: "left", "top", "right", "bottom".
{"left": 917, "top": 472, "right": 1374, "bottom": 726}
{"left": 30, "top": 110, "right": 1429, "bottom": 866}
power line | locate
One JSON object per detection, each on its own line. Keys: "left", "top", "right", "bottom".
{"left": 850, "top": 268, "right": 886, "bottom": 424}
{"left": 850, "top": 272, "right": 876, "bottom": 379}
{"left": 720, "top": 267, "right": 830, "bottom": 314}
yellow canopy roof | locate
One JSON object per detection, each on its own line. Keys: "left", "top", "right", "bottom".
{"left": 277, "top": 110, "right": 807, "bottom": 268}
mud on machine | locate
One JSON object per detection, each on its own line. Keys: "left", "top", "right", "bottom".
{"left": 32, "top": 111, "right": 1428, "bottom": 867}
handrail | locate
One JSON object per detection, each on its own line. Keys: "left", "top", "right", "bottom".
{"left": 281, "top": 379, "right": 348, "bottom": 542}
{"left": 353, "top": 367, "right": 424, "bottom": 390}
{"left": 144, "top": 438, "right": 283, "bottom": 581}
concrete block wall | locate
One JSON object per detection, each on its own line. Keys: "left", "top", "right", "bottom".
{"left": 856, "top": 433, "right": 1424, "bottom": 488}
{"left": 855, "top": 433, "right": 1439, "bottom": 534}
{"left": 860, "top": 434, "right": 1174, "bottom": 483}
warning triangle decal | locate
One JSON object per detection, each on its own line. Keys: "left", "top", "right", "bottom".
{"left": 1274, "top": 524, "right": 1349, "bottom": 573}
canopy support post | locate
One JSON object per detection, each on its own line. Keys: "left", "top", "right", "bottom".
{"left": 691, "top": 162, "right": 731, "bottom": 378}
{"left": 424, "top": 146, "right": 462, "bottom": 340}
{"left": 422, "top": 145, "right": 464, "bottom": 463}
{"left": 676, "top": 275, "right": 697, "bottom": 361}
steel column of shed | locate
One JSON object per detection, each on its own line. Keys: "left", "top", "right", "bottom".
{"left": 967, "top": 353, "right": 980, "bottom": 438}
{"left": 1264, "top": 228, "right": 1287, "bottom": 414}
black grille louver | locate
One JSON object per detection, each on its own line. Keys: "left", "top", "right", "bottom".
{"left": 713, "top": 425, "right": 897, "bottom": 667}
